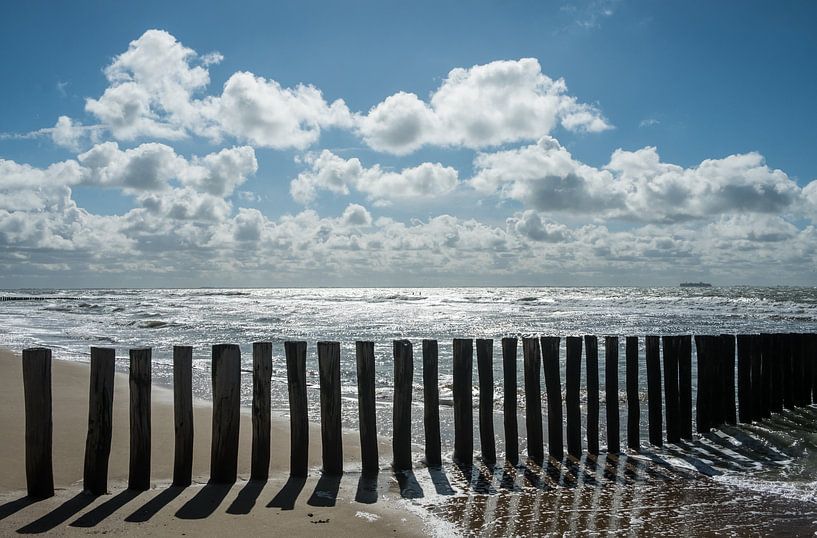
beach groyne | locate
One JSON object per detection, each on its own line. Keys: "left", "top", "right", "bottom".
{"left": 18, "top": 332, "right": 817, "bottom": 499}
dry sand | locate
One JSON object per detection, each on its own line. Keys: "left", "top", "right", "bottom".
{"left": 0, "top": 348, "right": 429, "bottom": 536}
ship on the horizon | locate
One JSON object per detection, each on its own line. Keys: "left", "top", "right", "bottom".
{"left": 680, "top": 281, "right": 712, "bottom": 287}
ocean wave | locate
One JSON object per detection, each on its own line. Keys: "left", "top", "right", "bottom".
{"left": 197, "top": 290, "right": 252, "bottom": 297}
{"left": 376, "top": 294, "right": 427, "bottom": 302}
{"left": 136, "top": 319, "right": 174, "bottom": 329}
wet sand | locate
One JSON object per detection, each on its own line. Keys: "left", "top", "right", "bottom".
{"left": 418, "top": 456, "right": 817, "bottom": 535}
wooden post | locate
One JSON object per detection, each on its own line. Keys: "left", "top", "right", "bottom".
{"left": 356, "top": 341, "right": 379, "bottom": 474}
{"left": 22, "top": 347, "right": 54, "bottom": 499}
{"left": 604, "top": 337, "right": 620, "bottom": 454}
{"left": 759, "top": 333, "right": 773, "bottom": 418}
{"left": 565, "top": 336, "right": 582, "bottom": 458}
{"left": 695, "top": 335, "right": 713, "bottom": 433}
{"left": 422, "top": 340, "right": 442, "bottom": 466}
{"left": 393, "top": 340, "right": 413, "bottom": 471}
{"left": 522, "top": 337, "right": 544, "bottom": 462}
{"left": 782, "top": 333, "right": 794, "bottom": 409}
{"left": 678, "top": 335, "right": 693, "bottom": 440}
{"left": 129, "top": 348, "right": 151, "bottom": 491}
{"left": 771, "top": 333, "right": 784, "bottom": 413}
{"left": 808, "top": 334, "right": 816, "bottom": 405}
{"left": 721, "top": 334, "right": 737, "bottom": 425}
{"left": 252, "top": 342, "right": 272, "bottom": 480}
{"left": 210, "top": 344, "right": 241, "bottom": 484}
{"left": 749, "top": 335, "right": 762, "bottom": 421}
{"left": 796, "top": 334, "right": 808, "bottom": 406}
{"left": 626, "top": 337, "right": 640, "bottom": 451}
{"left": 800, "top": 334, "right": 814, "bottom": 405}
{"left": 285, "top": 341, "right": 308, "bottom": 477}
{"left": 541, "top": 336, "right": 563, "bottom": 461}
{"left": 318, "top": 341, "right": 343, "bottom": 475}
{"left": 476, "top": 339, "right": 496, "bottom": 465}
{"left": 645, "top": 336, "right": 662, "bottom": 447}
{"left": 736, "top": 335, "right": 752, "bottom": 423}
{"left": 661, "top": 336, "right": 680, "bottom": 443}
{"left": 501, "top": 337, "right": 519, "bottom": 465}
{"left": 172, "top": 345, "right": 193, "bottom": 487}
{"left": 585, "top": 335, "right": 600, "bottom": 456}
{"left": 83, "top": 347, "right": 115, "bottom": 495}
{"left": 452, "top": 338, "right": 474, "bottom": 465}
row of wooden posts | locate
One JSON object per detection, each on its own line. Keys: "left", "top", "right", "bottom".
{"left": 20, "top": 333, "right": 817, "bottom": 499}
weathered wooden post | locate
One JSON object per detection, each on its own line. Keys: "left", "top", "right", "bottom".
{"left": 796, "top": 334, "right": 809, "bottom": 406}
{"left": 802, "top": 334, "right": 815, "bottom": 405}
{"left": 771, "top": 333, "right": 784, "bottom": 413}
{"left": 736, "top": 335, "right": 752, "bottom": 423}
{"left": 422, "top": 340, "right": 442, "bottom": 466}
{"left": 22, "top": 347, "right": 54, "bottom": 499}
{"left": 661, "top": 336, "right": 680, "bottom": 443}
{"left": 695, "top": 335, "right": 713, "bottom": 432}
{"left": 585, "top": 335, "right": 600, "bottom": 456}
{"left": 604, "top": 337, "right": 620, "bottom": 454}
{"left": 759, "top": 333, "right": 773, "bottom": 418}
{"left": 84, "top": 347, "right": 115, "bottom": 495}
{"left": 782, "top": 333, "right": 794, "bottom": 409}
{"left": 393, "top": 339, "right": 413, "bottom": 471}
{"left": 541, "top": 336, "right": 563, "bottom": 461}
{"left": 453, "top": 338, "right": 474, "bottom": 466}
{"left": 523, "top": 337, "right": 544, "bottom": 462}
{"left": 318, "top": 341, "right": 343, "bottom": 475}
{"left": 565, "top": 336, "right": 582, "bottom": 458}
{"left": 501, "top": 337, "right": 519, "bottom": 465}
{"left": 285, "top": 341, "right": 308, "bottom": 477}
{"left": 749, "top": 335, "right": 762, "bottom": 421}
{"left": 476, "top": 339, "right": 496, "bottom": 465}
{"left": 810, "top": 333, "right": 816, "bottom": 405}
{"left": 210, "top": 344, "right": 241, "bottom": 484}
{"left": 172, "top": 345, "right": 193, "bottom": 487}
{"left": 721, "top": 334, "right": 737, "bottom": 425}
{"left": 129, "top": 348, "right": 151, "bottom": 491}
{"left": 679, "top": 335, "right": 693, "bottom": 440}
{"left": 626, "top": 337, "right": 640, "bottom": 451}
{"left": 252, "top": 342, "right": 272, "bottom": 480}
{"left": 356, "top": 341, "right": 379, "bottom": 474}
{"left": 645, "top": 336, "right": 662, "bottom": 447}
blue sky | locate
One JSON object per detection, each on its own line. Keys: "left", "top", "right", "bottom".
{"left": 1, "top": 1, "right": 816, "bottom": 287}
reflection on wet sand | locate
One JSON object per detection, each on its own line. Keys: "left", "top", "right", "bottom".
{"left": 416, "top": 452, "right": 817, "bottom": 536}
{"left": 397, "top": 410, "right": 817, "bottom": 536}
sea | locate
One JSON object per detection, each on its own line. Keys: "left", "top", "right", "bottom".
{"left": 2, "top": 286, "right": 817, "bottom": 534}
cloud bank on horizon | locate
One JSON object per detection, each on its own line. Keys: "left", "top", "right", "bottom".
{"left": 1, "top": 29, "right": 816, "bottom": 286}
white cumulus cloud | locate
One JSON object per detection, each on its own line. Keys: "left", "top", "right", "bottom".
{"left": 357, "top": 58, "right": 611, "bottom": 154}
{"left": 290, "top": 150, "right": 459, "bottom": 204}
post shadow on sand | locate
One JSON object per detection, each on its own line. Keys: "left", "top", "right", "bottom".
{"left": 16, "top": 492, "right": 95, "bottom": 534}
{"left": 0, "top": 496, "right": 39, "bottom": 522}
{"left": 174, "top": 482, "right": 232, "bottom": 520}
{"left": 498, "top": 463, "right": 521, "bottom": 492}
{"left": 70, "top": 489, "right": 141, "bottom": 528}
{"left": 394, "top": 469, "right": 424, "bottom": 499}
{"left": 226, "top": 479, "right": 267, "bottom": 515}
{"left": 428, "top": 465, "right": 456, "bottom": 496}
{"left": 355, "top": 471, "right": 378, "bottom": 504}
{"left": 125, "top": 485, "right": 186, "bottom": 523}
{"left": 267, "top": 475, "right": 306, "bottom": 511}
{"left": 307, "top": 472, "right": 342, "bottom": 507}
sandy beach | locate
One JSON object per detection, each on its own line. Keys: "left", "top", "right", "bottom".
{"left": 3, "top": 346, "right": 817, "bottom": 536}
{"left": 0, "top": 348, "right": 428, "bottom": 536}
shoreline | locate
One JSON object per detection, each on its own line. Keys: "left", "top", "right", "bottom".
{"left": 0, "top": 347, "right": 429, "bottom": 536}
